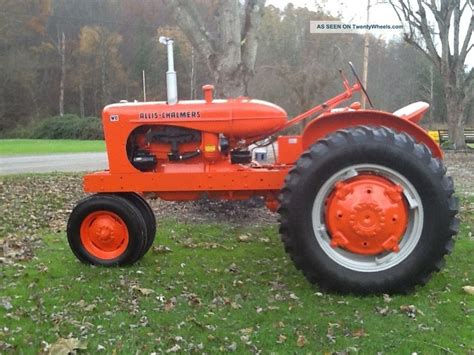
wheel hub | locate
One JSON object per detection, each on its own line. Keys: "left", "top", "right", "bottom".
{"left": 80, "top": 211, "right": 129, "bottom": 259}
{"left": 93, "top": 223, "right": 116, "bottom": 244}
{"left": 350, "top": 202, "right": 384, "bottom": 237}
{"left": 326, "top": 175, "right": 408, "bottom": 255}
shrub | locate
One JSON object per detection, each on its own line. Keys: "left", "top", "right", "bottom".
{"left": 0, "top": 124, "right": 33, "bottom": 138}
{"left": 30, "top": 114, "right": 103, "bottom": 140}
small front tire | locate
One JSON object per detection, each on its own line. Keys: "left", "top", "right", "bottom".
{"left": 67, "top": 194, "right": 147, "bottom": 266}
{"left": 120, "top": 192, "right": 156, "bottom": 255}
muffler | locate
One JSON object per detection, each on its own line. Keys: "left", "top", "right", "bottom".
{"left": 159, "top": 36, "right": 178, "bottom": 105}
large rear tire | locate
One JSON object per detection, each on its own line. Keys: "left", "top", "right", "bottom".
{"left": 278, "top": 126, "right": 458, "bottom": 294}
{"left": 67, "top": 194, "right": 147, "bottom": 266}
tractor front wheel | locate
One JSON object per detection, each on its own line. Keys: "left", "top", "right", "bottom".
{"left": 67, "top": 194, "right": 147, "bottom": 266}
{"left": 278, "top": 126, "right": 458, "bottom": 294}
{"left": 120, "top": 192, "right": 156, "bottom": 255}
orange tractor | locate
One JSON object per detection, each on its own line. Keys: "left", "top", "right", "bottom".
{"left": 67, "top": 37, "right": 458, "bottom": 294}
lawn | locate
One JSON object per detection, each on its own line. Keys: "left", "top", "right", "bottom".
{"left": 0, "top": 174, "right": 473, "bottom": 353}
{"left": 0, "top": 139, "right": 105, "bottom": 156}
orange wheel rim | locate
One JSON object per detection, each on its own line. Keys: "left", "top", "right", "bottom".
{"left": 80, "top": 210, "right": 129, "bottom": 259}
{"left": 325, "top": 174, "right": 409, "bottom": 255}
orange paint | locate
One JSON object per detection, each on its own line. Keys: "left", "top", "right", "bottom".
{"left": 276, "top": 136, "right": 302, "bottom": 165}
{"left": 84, "top": 83, "right": 437, "bottom": 208}
{"left": 84, "top": 162, "right": 291, "bottom": 198}
{"left": 80, "top": 211, "right": 129, "bottom": 259}
{"left": 325, "top": 175, "right": 408, "bottom": 255}
{"left": 302, "top": 110, "right": 442, "bottom": 158}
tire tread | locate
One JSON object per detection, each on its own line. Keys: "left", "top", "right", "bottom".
{"left": 278, "top": 125, "right": 458, "bottom": 294}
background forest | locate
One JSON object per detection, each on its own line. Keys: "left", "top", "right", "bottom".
{"left": 0, "top": 0, "right": 472, "bottom": 137}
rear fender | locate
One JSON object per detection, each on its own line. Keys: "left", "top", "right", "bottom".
{"left": 301, "top": 110, "right": 442, "bottom": 158}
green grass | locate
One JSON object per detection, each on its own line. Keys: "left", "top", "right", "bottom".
{"left": 0, "top": 173, "right": 473, "bottom": 353}
{"left": 1, "top": 210, "right": 473, "bottom": 353}
{"left": 0, "top": 139, "right": 105, "bottom": 156}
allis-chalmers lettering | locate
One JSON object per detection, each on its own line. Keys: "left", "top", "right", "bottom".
{"left": 139, "top": 111, "right": 201, "bottom": 119}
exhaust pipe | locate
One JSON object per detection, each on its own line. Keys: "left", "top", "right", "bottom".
{"left": 159, "top": 36, "right": 178, "bottom": 105}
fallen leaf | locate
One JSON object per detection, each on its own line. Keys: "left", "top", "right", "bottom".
{"left": 289, "top": 293, "right": 299, "bottom": 300}
{"left": 227, "top": 342, "right": 237, "bottom": 352}
{"left": 239, "top": 328, "right": 253, "bottom": 335}
{"left": 326, "top": 322, "right": 340, "bottom": 343}
{"left": 0, "top": 297, "right": 13, "bottom": 310}
{"left": 49, "top": 337, "right": 87, "bottom": 355}
{"left": 237, "top": 234, "right": 250, "bottom": 242}
{"left": 462, "top": 286, "right": 474, "bottom": 295}
{"left": 417, "top": 323, "right": 433, "bottom": 331}
{"left": 240, "top": 334, "right": 250, "bottom": 343}
{"left": 375, "top": 306, "right": 390, "bottom": 316}
{"left": 164, "top": 299, "right": 176, "bottom": 312}
{"left": 84, "top": 304, "right": 96, "bottom": 312}
{"left": 153, "top": 245, "right": 172, "bottom": 254}
{"left": 296, "top": 335, "right": 306, "bottom": 347}
{"left": 184, "top": 292, "right": 202, "bottom": 306}
{"left": 351, "top": 328, "right": 366, "bottom": 338}
{"left": 276, "top": 334, "right": 287, "bottom": 344}
{"left": 165, "top": 344, "right": 181, "bottom": 353}
{"left": 230, "top": 301, "right": 241, "bottom": 309}
{"left": 383, "top": 294, "right": 392, "bottom": 303}
{"left": 228, "top": 263, "right": 239, "bottom": 273}
{"left": 131, "top": 286, "right": 155, "bottom": 296}
{"left": 0, "top": 340, "right": 14, "bottom": 351}
{"left": 400, "top": 304, "right": 424, "bottom": 318}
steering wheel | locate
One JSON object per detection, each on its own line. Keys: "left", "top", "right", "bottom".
{"left": 348, "top": 61, "right": 374, "bottom": 108}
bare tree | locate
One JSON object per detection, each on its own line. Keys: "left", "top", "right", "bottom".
{"left": 167, "top": 0, "right": 266, "bottom": 98}
{"left": 58, "top": 31, "right": 66, "bottom": 117}
{"left": 390, "top": 0, "right": 473, "bottom": 149}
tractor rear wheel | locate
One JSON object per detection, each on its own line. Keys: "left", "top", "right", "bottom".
{"left": 120, "top": 193, "right": 156, "bottom": 255}
{"left": 67, "top": 194, "right": 147, "bottom": 266}
{"left": 278, "top": 126, "right": 458, "bottom": 294}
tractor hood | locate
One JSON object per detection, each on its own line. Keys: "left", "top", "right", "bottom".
{"left": 103, "top": 97, "right": 288, "bottom": 140}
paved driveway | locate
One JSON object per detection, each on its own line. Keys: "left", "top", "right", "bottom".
{"left": 0, "top": 152, "right": 108, "bottom": 175}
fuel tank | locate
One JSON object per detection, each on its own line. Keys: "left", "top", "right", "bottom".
{"left": 103, "top": 97, "right": 288, "bottom": 140}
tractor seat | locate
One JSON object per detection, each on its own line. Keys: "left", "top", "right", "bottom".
{"left": 393, "top": 102, "right": 429, "bottom": 123}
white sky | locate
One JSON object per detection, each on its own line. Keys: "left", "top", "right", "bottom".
{"left": 266, "top": 0, "right": 474, "bottom": 68}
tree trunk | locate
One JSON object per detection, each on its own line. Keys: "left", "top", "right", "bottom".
{"left": 29, "top": 87, "right": 40, "bottom": 118}
{"left": 168, "top": 0, "right": 265, "bottom": 99}
{"left": 79, "top": 80, "right": 85, "bottom": 118}
{"left": 59, "top": 31, "right": 66, "bottom": 117}
{"left": 190, "top": 48, "right": 196, "bottom": 100}
{"left": 361, "top": 0, "right": 370, "bottom": 109}
{"left": 214, "top": 67, "right": 248, "bottom": 98}
{"left": 389, "top": 0, "right": 473, "bottom": 151}
{"left": 100, "top": 36, "right": 108, "bottom": 106}
{"left": 445, "top": 88, "right": 466, "bottom": 149}
{"left": 101, "top": 52, "right": 107, "bottom": 105}
{"left": 443, "top": 63, "right": 467, "bottom": 149}
{"left": 429, "top": 65, "right": 434, "bottom": 123}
